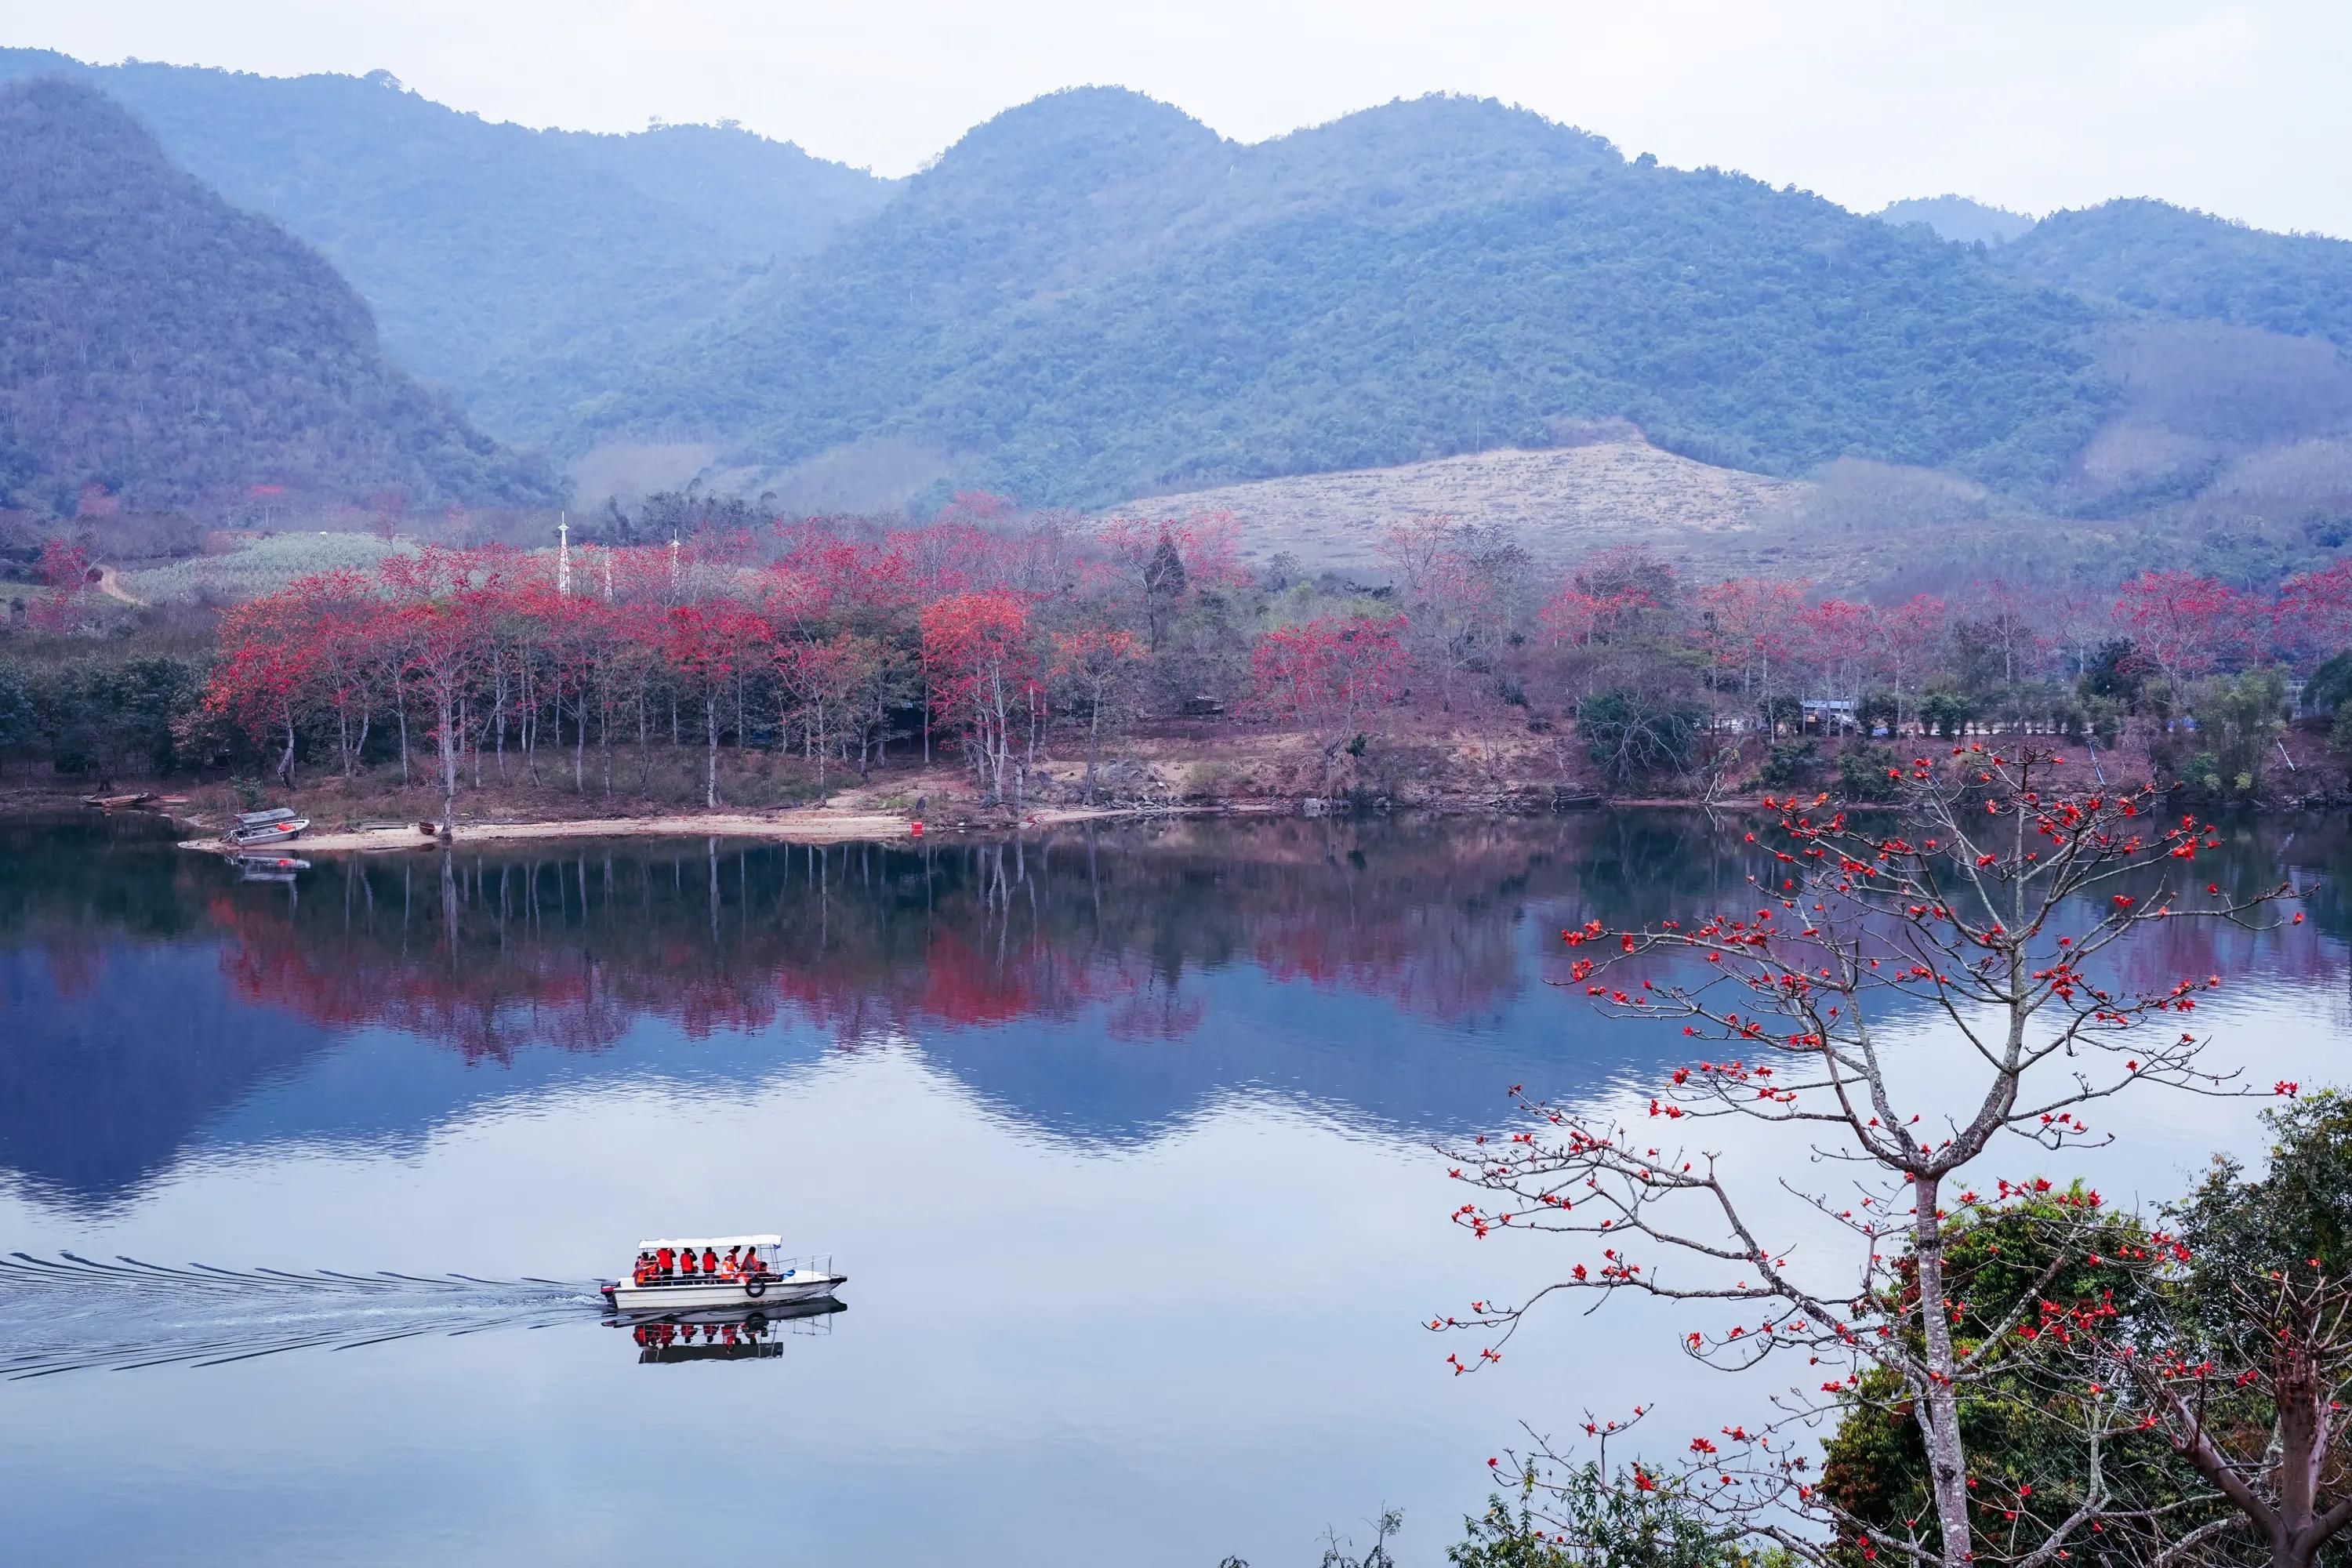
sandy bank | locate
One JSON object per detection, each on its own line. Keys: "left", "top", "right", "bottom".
{"left": 178, "top": 801, "right": 1273, "bottom": 855}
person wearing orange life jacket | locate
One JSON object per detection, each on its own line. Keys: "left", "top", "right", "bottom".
{"left": 680, "top": 1247, "right": 699, "bottom": 1279}
{"left": 722, "top": 1245, "right": 742, "bottom": 1279}
{"left": 655, "top": 1244, "right": 675, "bottom": 1279}
{"left": 701, "top": 1246, "right": 720, "bottom": 1275}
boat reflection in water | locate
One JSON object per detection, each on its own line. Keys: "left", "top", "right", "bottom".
{"left": 227, "top": 852, "right": 310, "bottom": 884}
{"left": 613, "top": 1296, "right": 846, "bottom": 1364}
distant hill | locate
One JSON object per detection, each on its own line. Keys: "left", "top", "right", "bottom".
{"left": 1996, "top": 198, "right": 2352, "bottom": 354}
{"left": 1875, "top": 194, "right": 2037, "bottom": 246}
{"left": 0, "top": 49, "right": 895, "bottom": 432}
{"left": 0, "top": 78, "right": 557, "bottom": 513}
{"left": 1112, "top": 438, "right": 2137, "bottom": 597}
{"left": 593, "top": 89, "right": 2117, "bottom": 508}
{"left": 1112, "top": 436, "right": 1806, "bottom": 575}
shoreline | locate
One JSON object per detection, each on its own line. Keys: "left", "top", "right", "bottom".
{"left": 172, "top": 800, "right": 1290, "bottom": 855}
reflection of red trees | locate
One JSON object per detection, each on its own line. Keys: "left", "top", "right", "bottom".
{"left": 169, "top": 822, "right": 2352, "bottom": 1069}
{"left": 208, "top": 892, "right": 633, "bottom": 1063}
{"left": 187, "top": 830, "right": 1581, "bottom": 1059}
{"left": 42, "top": 942, "right": 103, "bottom": 1000}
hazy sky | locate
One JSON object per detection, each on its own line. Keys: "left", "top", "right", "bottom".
{"left": 17, "top": 1, "right": 2351, "bottom": 236}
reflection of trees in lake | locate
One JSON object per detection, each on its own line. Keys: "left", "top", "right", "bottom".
{"left": 6, "top": 812, "right": 2348, "bottom": 1067}
{"left": 199, "top": 823, "right": 1647, "bottom": 1059}
{"left": 2, "top": 810, "right": 2349, "bottom": 1210}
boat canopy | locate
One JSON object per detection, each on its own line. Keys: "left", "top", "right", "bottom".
{"left": 635, "top": 1234, "right": 782, "bottom": 1252}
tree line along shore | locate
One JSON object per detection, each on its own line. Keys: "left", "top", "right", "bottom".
{"left": 6, "top": 507, "right": 2352, "bottom": 836}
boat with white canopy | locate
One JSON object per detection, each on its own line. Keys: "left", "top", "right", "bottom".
{"left": 227, "top": 807, "right": 309, "bottom": 848}
{"left": 598, "top": 1235, "right": 844, "bottom": 1313}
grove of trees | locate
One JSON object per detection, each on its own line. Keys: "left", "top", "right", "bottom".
{"left": 10, "top": 503, "right": 2352, "bottom": 812}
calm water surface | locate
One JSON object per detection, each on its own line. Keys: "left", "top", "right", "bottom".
{"left": 3, "top": 811, "right": 2348, "bottom": 1566}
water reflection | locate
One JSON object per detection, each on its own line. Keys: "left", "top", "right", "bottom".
{"left": 619, "top": 1299, "right": 845, "bottom": 1363}
{"left": 1, "top": 811, "right": 2346, "bottom": 1214}
{"left": 3, "top": 810, "right": 2350, "bottom": 1566}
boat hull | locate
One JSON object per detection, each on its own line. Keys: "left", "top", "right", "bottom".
{"left": 227, "top": 821, "right": 308, "bottom": 848}
{"left": 601, "top": 1273, "right": 844, "bottom": 1313}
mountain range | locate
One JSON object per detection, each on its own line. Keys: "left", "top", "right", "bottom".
{"left": 5, "top": 48, "right": 2352, "bottom": 556}
{"left": 0, "top": 49, "right": 892, "bottom": 418}
{"left": 0, "top": 77, "right": 555, "bottom": 513}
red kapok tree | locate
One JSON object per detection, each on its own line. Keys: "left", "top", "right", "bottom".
{"left": 205, "top": 590, "right": 329, "bottom": 786}
{"left": 661, "top": 601, "right": 773, "bottom": 808}
{"left": 920, "top": 590, "right": 1033, "bottom": 806}
{"left": 1434, "top": 746, "right": 2298, "bottom": 1568}
{"left": 1250, "top": 612, "right": 1408, "bottom": 788}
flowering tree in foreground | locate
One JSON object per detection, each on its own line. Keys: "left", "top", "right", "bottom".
{"left": 1434, "top": 746, "right": 2298, "bottom": 1568}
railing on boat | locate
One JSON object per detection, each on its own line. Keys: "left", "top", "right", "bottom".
{"left": 631, "top": 1253, "right": 834, "bottom": 1287}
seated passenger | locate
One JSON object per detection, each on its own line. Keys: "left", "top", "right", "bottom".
{"left": 702, "top": 1246, "right": 720, "bottom": 1275}
{"left": 680, "top": 1247, "right": 699, "bottom": 1277}
{"left": 655, "top": 1245, "right": 675, "bottom": 1279}
{"left": 723, "top": 1245, "right": 741, "bottom": 1278}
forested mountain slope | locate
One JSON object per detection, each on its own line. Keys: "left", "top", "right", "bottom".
{"left": 0, "top": 78, "right": 557, "bottom": 512}
{"left": 1874, "top": 194, "right": 2037, "bottom": 245}
{"left": 595, "top": 89, "right": 2120, "bottom": 508}
{"left": 0, "top": 49, "right": 895, "bottom": 430}
{"left": 1998, "top": 199, "right": 2352, "bottom": 352}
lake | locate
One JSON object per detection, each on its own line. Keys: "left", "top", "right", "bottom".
{"left": 2, "top": 810, "right": 2346, "bottom": 1566}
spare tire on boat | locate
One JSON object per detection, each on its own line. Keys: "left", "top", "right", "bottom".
{"left": 742, "top": 1276, "right": 767, "bottom": 1298}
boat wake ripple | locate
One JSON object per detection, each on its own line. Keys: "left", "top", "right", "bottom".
{"left": 0, "top": 1251, "right": 602, "bottom": 1377}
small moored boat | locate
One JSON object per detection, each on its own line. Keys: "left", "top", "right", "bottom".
{"left": 598, "top": 1235, "right": 844, "bottom": 1314}
{"left": 227, "top": 808, "right": 310, "bottom": 848}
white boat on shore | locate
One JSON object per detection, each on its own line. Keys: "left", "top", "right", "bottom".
{"left": 227, "top": 808, "right": 309, "bottom": 848}
{"left": 598, "top": 1235, "right": 844, "bottom": 1314}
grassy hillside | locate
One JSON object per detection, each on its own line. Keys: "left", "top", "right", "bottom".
{"left": 0, "top": 49, "right": 895, "bottom": 433}
{"left": 1109, "top": 437, "right": 1806, "bottom": 574}
{"left": 597, "top": 89, "right": 2119, "bottom": 508}
{"left": 1999, "top": 198, "right": 2352, "bottom": 352}
{"left": 0, "top": 78, "right": 557, "bottom": 513}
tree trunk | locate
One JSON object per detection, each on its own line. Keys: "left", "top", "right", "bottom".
{"left": 703, "top": 695, "right": 720, "bottom": 809}
{"left": 815, "top": 703, "right": 829, "bottom": 806}
{"left": 1084, "top": 688, "right": 1102, "bottom": 804}
{"left": 436, "top": 686, "right": 461, "bottom": 833}
{"left": 1907, "top": 1172, "right": 1975, "bottom": 1568}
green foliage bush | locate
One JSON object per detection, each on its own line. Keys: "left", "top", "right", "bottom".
{"left": 1755, "top": 739, "right": 1816, "bottom": 788}
{"left": 1450, "top": 1461, "right": 1747, "bottom": 1568}
{"left": 2176, "top": 667, "right": 2288, "bottom": 800}
{"left": 0, "top": 653, "right": 207, "bottom": 777}
{"left": 1835, "top": 743, "right": 1899, "bottom": 801}
{"left": 1917, "top": 688, "right": 1978, "bottom": 738}
{"left": 1578, "top": 691, "right": 1704, "bottom": 785}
